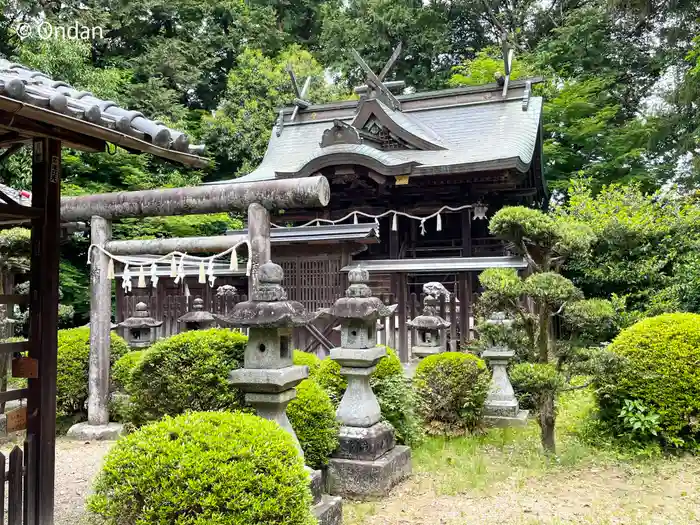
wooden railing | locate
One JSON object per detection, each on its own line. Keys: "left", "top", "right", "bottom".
{"left": 0, "top": 436, "right": 34, "bottom": 525}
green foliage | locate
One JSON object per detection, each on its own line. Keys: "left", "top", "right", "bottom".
{"left": 561, "top": 299, "right": 617, "bottom": 345}
{"left": 372, "top": 374, "right": 424, "bottom": 446}
{"left": 292, "top": 350, "right": 322, "bottom": 375}
{"left": 0, "top": 228, "right": 30, "bottom": 272}
{"left": 558, "top": 180, "right": 700, "bottom": 316}
{"left": 56, "top": 327, "right": 129, "bottom": 417}
{"left": 88, "top": 411, "right": 314, "bottom": 525}
{"left": 287, "top": 379, "right": 339, "bottom": 469}
{"left": 595, "top": 313, "right": 700, "bottom": 449}
{"left": 373, "top": 346, "right": 403, "bottom": 380}
{"left": 511, "top": 363, "right": 565, "bottom": 401}
{"left": 618, "top": 399, "right": 662, "bottom": 442}
{"left": 313, "top": 356, "right": 347, "bottom": 406}
{"left": 413, "top": 352, "right": 490, "bottom": 435}
{"left": 128, "top": 329, "right": 248, "bottom": 425}
{"left": 112, "top": 350, "right": 147, "bottom": 392}
{"left": 449, "top": 47, "right": 533, "bottom": 87}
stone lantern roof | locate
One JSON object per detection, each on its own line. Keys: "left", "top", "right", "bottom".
{"left": 177, "top": 297, "right": 215, "bottom": 324}
{"left": 320, "top": 267, "right": 397, "bottom": 320}
{"left": 407, "top": 295, "right": 450, "bottom": 330}
{"left": 118, "top": 302, "right": 163, "bottom": 329}
{"left": 215, "top": 261, "right": 317, "bottom": 328}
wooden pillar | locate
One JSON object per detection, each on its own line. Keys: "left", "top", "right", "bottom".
{"left": 27, "top": 137, "right": 61, "bottom": 525}
{"left": 397, "top": 272, "right": 408, "bottom": 363}
{"left": 88, "top": 216, "right": 112, "bottom": 426}
{"left": 459, "top": 272, "right": 471, "bottom": 345}
{"left": 248, "top": 203, "right": 271, "bottom": 296}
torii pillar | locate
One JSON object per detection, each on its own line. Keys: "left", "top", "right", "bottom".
{"left": 62, "top": 177, "right": 330, "bottom": 440}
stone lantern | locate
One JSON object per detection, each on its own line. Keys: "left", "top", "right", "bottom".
{"left": 215, "top": 261, "right": 315, "bottom": 451}
{"left": 481, "top": 312, "right": 528, "bottom": 426}
{"left": 177, "top": 297, "right": 216, "bottom": 331}
{"left": 117, "top": 302, "right": 162, "bottom": 348}
{"left": 407, "top": 294, "right": 450, "bottom": 358}
{"left": 320, "top": 266, "right": 411, "bottom": 498}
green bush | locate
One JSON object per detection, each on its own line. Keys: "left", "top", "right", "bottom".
{"left": 287, "top": 379, "right": 339, "bottom": 469}
{"left": 112, "top": 350, "right": 146, "bottom": 392}
{"left": 595, "top": 313, "right": 700, "bottom": 448}
{"left": 413, "top": 352, "right": 491, "bottom": 435}
{"left": 511, "top": 362, "right": 565, "bottom": 412}
{"left": 372, "top": 374, "right": 424, "bottom": 446}
{"left": 57, "top": 327, "right": 129, "bottom": 417}
{"left": 292, "top": 350, "right": 321, "bottom": 375}
{"left": 128, "top": 329, "right": 248, "bottom": 425}
{"left": 313, "top": 357, "right": 346, "bottom": 405}
{"left": 88, "top": 411, "right": 314, "bottom": 525}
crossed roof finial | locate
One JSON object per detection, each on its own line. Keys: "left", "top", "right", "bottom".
{"left": 350, "top": 43, "right": 404, "bottom": 111}
{"left": 275, "top": 66, "right": 314, "bottom": 136}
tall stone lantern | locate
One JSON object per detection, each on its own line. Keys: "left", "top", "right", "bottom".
{"left": 214, "top": 261, "right": 315, "bottom": 452}
{"left": 117, "top": 302, "right": 162, "bottom": 348}
{"left": 481, "top": 312, "right": 528, "bottom": 426}
{"left": 407, "top": 294, "right": 450, "bottom": 358}
{"left": 177, "top": 297, "right": 216, "bottom": 331}
{"left": 320, "top": 266, "right": 411, "bottom": 498}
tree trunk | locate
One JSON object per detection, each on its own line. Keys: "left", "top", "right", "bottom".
{"left": 538, "top": 391, "right": 556, "bottom": 454}
{"left": 537, "top": 307, "right": 549, "bottom": 363}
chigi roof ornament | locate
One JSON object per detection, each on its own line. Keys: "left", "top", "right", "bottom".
{"left": 351, "top": 43, "right": 404, "bottom": 111}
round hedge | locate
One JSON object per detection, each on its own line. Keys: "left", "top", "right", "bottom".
{"left": 111, "top": 350, "right": 146, "bottom": 392}
{"left": 292, "top": 350, "right": 322, "bottom": 375}
{"left": 413, "top": 352, "right": 490, "bottom": 435}
{"left": 88, "top": 411, "right": 314, "bottom": 525}
{"left": 596, "top": 313, "right": 700, "bottom": 446}
{"left": 287, "top": 379, "right": 339, "bottom": 469}
{"left": 128, "top": 329, "right": 248, "bottom": 425}
{"left": 57, "top": 327, "right": 129, "bottom": 417}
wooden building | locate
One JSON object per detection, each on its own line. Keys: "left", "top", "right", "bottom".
{"left": 206, "top": 73, "right": 547, "bottom": 359}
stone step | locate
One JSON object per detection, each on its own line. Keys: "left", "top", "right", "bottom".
{"left": 312, "top": 494, "right": 343, "bottom": 525}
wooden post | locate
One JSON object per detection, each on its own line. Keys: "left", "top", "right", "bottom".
{"left": 248, "top": 203, "right": 271, "bottom": 296}
{"left": 27, "top": 137, "right": 61, "bottom": 525}
{"left": 459, "top": 272, "right": 470, "bottom": 345}
{"left": 397, "top": 273, "right": 408, "bottom": 363}
{"left": 88, "top": 216, "right": 112, "bottom": 426}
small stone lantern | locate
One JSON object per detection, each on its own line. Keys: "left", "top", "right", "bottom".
{"left": 117, "top": 302, "right": 162, "bottom": 348}
{"left": 481, "top": 312, "right": 528, "bottom": 426}
{"left": 320, "top": 266, "right": 411, "bottom": 498}
{"left": 177, "top": 297, "right": 216, "bottom": 331}
{"left": 215, "top": 261, "right": 316, "bottom": 453}
{"left": 407, "top": 294, "right": 450, "bottom": 358}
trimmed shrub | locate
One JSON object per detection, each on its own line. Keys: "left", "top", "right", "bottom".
{"left": 292, "top": 350, "right": 322, "bottom": 375}
{"left": 314, "top": 357, "right": 346, "bottom": 405}
{"left": 511, "top": 362, "right": 565, "bottom": 410}
{"left": 287, "top": 379, "right": 339, "bottom": 469}
{"left": 57, "top": 327, "right": 129, "bottom": 417}
{"left": 595, "top": 313, "right": 700, "bottom": 448}
{"left": 373, "top": 347, "right": 404, "bottom": 380}
{"left": 372, "top": 374, "right": 424, "bottom": 446}
{"left": 88, "top": 411, "right": 314, "bottom": 525}
{"left": 413, "top": 352, "right": 490, "bottom": 435}
{"left": 128, "top": 329, "right": 248, "bottom": 425}
{"left": 111, "top": 350, "right": 146, "bottom": 392}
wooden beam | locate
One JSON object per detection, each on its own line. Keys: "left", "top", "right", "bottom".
{"left": 0, "top": 388, "right": 28, "bottom": 403}
{"left": 0, "top": 112, "right": 104, "bottom": 153}
{"left": 61, "top": 176, "right": 331, "bottom": 222}
{"left": 0, "top": 341, "right": 28, "bottom": 354}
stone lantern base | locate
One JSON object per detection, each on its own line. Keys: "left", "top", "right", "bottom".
{"left": 328, "top": 421, "right": 411, "bottom": 498}
{"left": 309, "top": 469, "right": 343, "bottom": 525}
{"left": 482, "top": 348, "right": 529, "bottom": 428}
{"left": 411, "top": 345, "right": 442, "bottom": 359}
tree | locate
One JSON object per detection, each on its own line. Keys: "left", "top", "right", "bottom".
{"left": 477, "top": 206, "right": 611, "bottom": 452}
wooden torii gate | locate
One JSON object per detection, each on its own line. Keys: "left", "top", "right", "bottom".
{"left": 59, "top": 176, "right": 330, "bottom": 434}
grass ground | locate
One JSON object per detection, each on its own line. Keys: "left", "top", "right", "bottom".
{"left": 345, "top": 390, "right": 700, "bottom": 524}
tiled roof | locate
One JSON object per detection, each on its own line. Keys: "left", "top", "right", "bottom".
{"left": 211, "top": 79, "right": 542, "bottom": 184}
{"left": 0, "top": 59, "right": 204, "bottom": 157}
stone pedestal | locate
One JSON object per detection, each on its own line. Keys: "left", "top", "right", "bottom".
{"left": 482, "top": 347, "right": 528, "bottom": 427}
{"left": 321, "top": 267, "right": 412, "bottom": 499}
{"left": 309, "top": 468, "right": 342, "bottom": 525}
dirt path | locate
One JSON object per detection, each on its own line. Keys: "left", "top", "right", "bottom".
{"left": 52, "top": 439, "right": 113, "bottom": 525}
{"left": 45, "top": 439, "right": 700, "bottom": 525}
{"left": 346, "top": 458, "right": 700, "bottom": 524}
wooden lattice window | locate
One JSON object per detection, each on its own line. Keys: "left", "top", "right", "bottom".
{"left": 364, "top": 119, "right": 411, "bottom": 151}
{"left": 279, "top": 256, "right": 343, "bottom": 312}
